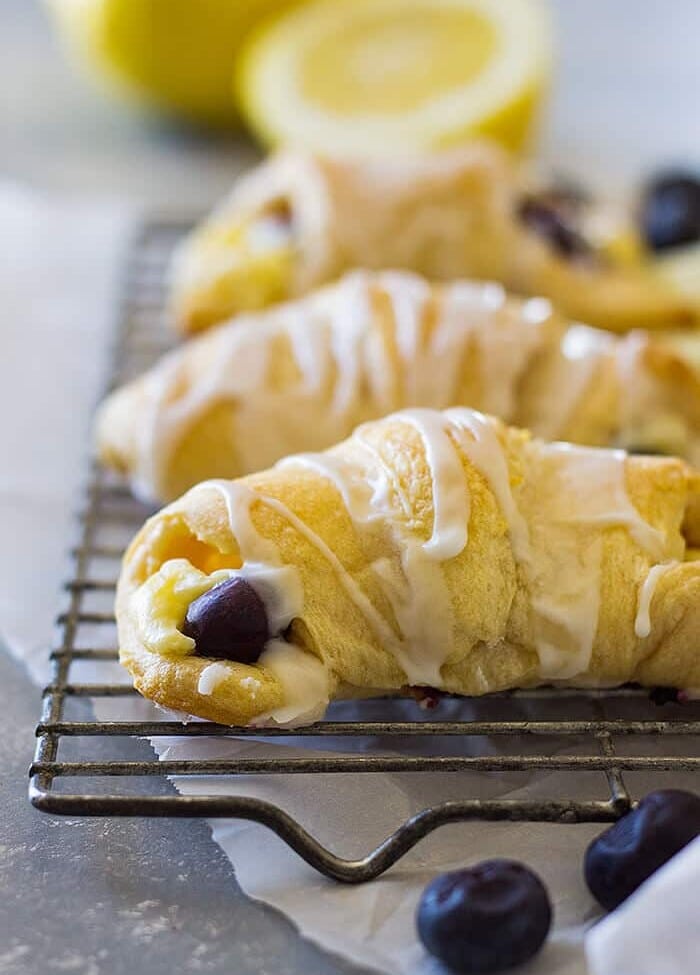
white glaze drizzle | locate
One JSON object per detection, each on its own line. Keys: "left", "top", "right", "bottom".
{"left": 278, "top": 408, "right": 517, "bottom": 685}
{"left": 370, "top": 551, "right": 452, "bottom": 687}
{"left": 277, "top": 408, "right": 672, "bottom": 685}
{"left": 396, "top": 408, "right": 470, "bottom": 559}
{"left": 561, "top": 323, "right": 614, "bottom": 361}
{"left": 401, "top": 409, "right": 624, "bottom": 682}
{"left": 529, "top": 538, "right": 603, "bottom": 680}
{"left": 234, "top": 563, "right": 303, "bottom": 634}
{"left": 431, "top": 282, "right": 552, "bottom": 421}
{"left": 534, "top": 324, "right": 615, "bottom": 440}
{"left": 635, "top": 561, "right": 679, "bottom": 638}
{"left": 136, "top": 323, "right": 271, "bottom": 500}
{"left": 203, "top": 479, "right": 402, "bottom": 657}
{"left": 256, "top": 490, "right": 403, "bottom": 652}
{"left": 197, "top": 662, "right": 230, "bottom": 696}
{"left": 199, "top": 404, "right": 673, "bottom": 693}
{"left": 538, "top": 443, "right": 667, "bottom": 560}
{"left": 206, "top": 479, "right": 280, "bottom": 566}
{"left": 239, "top": 675, "right": 262, "bottom": 695}
{"left": 130, "top": 271, "right": 559, "bottom": 500}
{"left": 279, "top": 417, "right": 458, "bottom": 685}
{"left": 253, "top": 640, "right": 330, "bottom": 727}
{"left": 441, "top": 284, "right": 551, "bottom": 421}
{"left": 193, "top": 480, "right": 332, "bottom": 722}
{"left": 282, "top": 304, "right": 329, "bottom": 393}
{"left": 521, "top": 440, "right": 667, "bottom": 679}
{"left": 130, "top": 270, "right": 682, "bottom": 517}
{"left": 327, "top": 272, "right": 374, "bottom": 414}
{"left": 278, "top": 451, "right": 379, "bottom": 524}
{"left": 445, "top": 408, "right": 531, "bottom": 562}
{"left": 379, "top": 271, "right": 432, "bottom": 405}
{"left": 352, "top": 428, "right": 414, "bottom": 520}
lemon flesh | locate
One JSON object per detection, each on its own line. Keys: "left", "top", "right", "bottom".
{"left": 301, "top": 9, "right": 496, "bottom": 115}
{"left": 47, "top": 0, "right": 300, "bottom": 127}
{"left": 237, "top": 0, "right": 551, "bottom": 155}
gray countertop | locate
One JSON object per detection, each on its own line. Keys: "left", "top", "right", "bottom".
{"left": 0, "top": 648, "right": 371, "bottom": 975}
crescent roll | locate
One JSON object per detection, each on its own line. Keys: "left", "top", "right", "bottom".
{"left": 169, "top": 145, "right": 700, "bottom": 335}
{"left": 97, "top": 270, "right": 700, "bottom": 502}
{"left": 117, "top": 407, "right": 700, "bottom": 727}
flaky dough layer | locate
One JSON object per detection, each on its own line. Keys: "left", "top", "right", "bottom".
{"left": 117, "top": 410, "right": 700, "bottom": 726}
{"left": 97, "top": 271, "right": 700, "bottom": 503}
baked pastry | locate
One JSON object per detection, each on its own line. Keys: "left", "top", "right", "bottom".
{"left": 169, "top": 144, "right": 700, "bottom": 334}
{"left": 117, "top": 407, "right": 700, "bottom": 727}
{"left": 97, "top": 270, "right": 700, "bottom": 502}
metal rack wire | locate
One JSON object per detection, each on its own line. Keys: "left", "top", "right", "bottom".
{"left": 30, "top": 221, "right": 700, "bottom": 882}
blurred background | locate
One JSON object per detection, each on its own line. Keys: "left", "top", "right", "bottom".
{"left": 2, "top": 0, "right": 699, "bottom": 215}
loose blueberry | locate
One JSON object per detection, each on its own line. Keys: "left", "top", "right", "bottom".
{"left": 641, "top": 171, "right": 700, "bottom": 251}
{"left": 416, "top": 860, "right": 552, "bottom": 973}
{"left": 517, "top": 195, "right": 593, "bottom": 260}
{"left": 182, "top": 577, "right": 269, "bottom": 664}
{"left": 585, "top": 789, "right": 700, "bottom": 911}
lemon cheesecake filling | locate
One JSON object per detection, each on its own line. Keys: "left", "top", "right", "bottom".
{"left": 130, "top": 556, "right": 331, "bottom": 726}
{"left": 131, "top": 559, "right": 238, "bottom": 658}
{"left": 132, "top": 557, "right": 302, "bottom": 659}
{"left": 171, "top": 203, "right": 296, "bottom": 329}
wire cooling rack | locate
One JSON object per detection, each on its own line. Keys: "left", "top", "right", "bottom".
{"left": 30, "top": 220, "right": 700, "bottom": 882}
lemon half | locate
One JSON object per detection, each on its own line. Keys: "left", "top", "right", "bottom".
{"left": 237, "top": 0, "right": 552, "bottom": 155}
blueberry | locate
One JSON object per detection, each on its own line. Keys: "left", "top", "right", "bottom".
{"left": 641, "top": 171, "right": 700, "bottom": 251}
{"left": 182, "top": 577, "right": 269, "bottom": 663}
{"left": 585, "top": 789, "right": 700, "bottom": 911}
{"left": 517, "top": 195, "right": 593, "bottom": 260}
{"left": 416, "top": 860, "right": 552, "bottom": 972}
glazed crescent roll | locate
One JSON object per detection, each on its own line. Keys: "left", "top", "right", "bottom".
{"left": 169, "top": 145, "right": 700, "bottom": 335}
{"left": 117, "top": 408, "right": 700, "bottom": 727}
{"left": 97, "top": 270, "right": 700, "bottom": 502}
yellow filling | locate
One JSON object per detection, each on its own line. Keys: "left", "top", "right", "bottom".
{"left": 578, "top": 205, "right": 647, "bottom": 267}
{"left": 599, "top": 227, "right": 646, "bottom": 267}
{"left": 654, "top": 242, "right": 700, "bottom": 299}
{"left": 132, "top": 559, "right": 236, "bottom": 657}
{"left": 192, "top": 210, "right": 296, "bottom": 316}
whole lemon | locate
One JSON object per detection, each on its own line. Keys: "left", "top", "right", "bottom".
{"left": 46, "top": 0, "right": 300, "bottom": 127}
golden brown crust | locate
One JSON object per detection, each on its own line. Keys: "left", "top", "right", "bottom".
{"left": 97, "top": 271, "right": 700, "bottom": 503}
{"left": 170, "top": 146, "right": 700, "bottom": 334}
{"left": 117, "top": 413, "right": 700, "bottom": 725}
